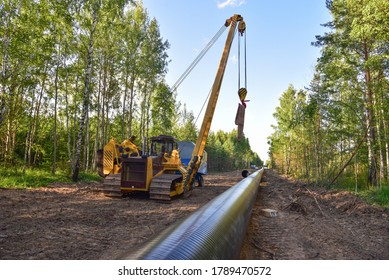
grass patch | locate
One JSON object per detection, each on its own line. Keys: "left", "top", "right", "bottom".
{"left": 325, "top": 177, "right": 389, "bottom": 209}
{"left": 76, "top": 172, "right": 102, "bottom": 183}
{"left": 0, "top": 168, "right": 101, "bottom": 188}
{"left": 358, "top": 186, "right": 389, "bottom": 208}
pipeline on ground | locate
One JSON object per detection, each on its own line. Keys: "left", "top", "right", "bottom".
{"left": 118, "top": 169, "right": 264, "bottom": 260}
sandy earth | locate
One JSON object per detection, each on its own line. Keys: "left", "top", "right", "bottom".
{"left": 0, "top": 169, "right": 388, "bottom": 260}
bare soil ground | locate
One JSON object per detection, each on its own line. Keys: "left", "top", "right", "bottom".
{"left": 241, "top": 169, "right": 389, "bottom": 260}
{"left": 0, "top": 170, "right": 243, "bottom": 260}
{"left": 0, "top": 169, "right": 388, "bottom": 260}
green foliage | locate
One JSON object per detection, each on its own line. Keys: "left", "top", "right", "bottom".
{"left": 362, "top": 186, "right": 389, "bottom": 208}
{"left": 269, "top": 0, "right": 389, "bottom": 191}
{"left": 0, "top": 167, "right": 101, "bottom": 188}
{"left": 0, "top": 0, "right": 259, "bottom": 182}
{"left": 150, "top": 82, "right": 175, "bottom": 136}
{"left": 172, "top": 103, "right": 198, "bottom": 142}
{"left": 0, "top": 0, "right": 173, "bottom": 176}
{"left": 326, "top": 177, "right": 389, "bottom": 208}
{"left": 206, "top": 130, "right": 263, "bottom": 172}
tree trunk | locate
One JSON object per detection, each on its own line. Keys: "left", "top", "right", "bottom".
{"left": 330, "top": 132, "right": 366, "bottom": 186}
{"left": 363, "top": 40, "right": 377, "bottom": 188}
{"left": 139, "top": 84, "right": 146, "bottom": 140}
{"left": 384, "top": 118, "right": 389, "bottom": 180}
{"left": 105, "top": 96, "right": 109, "bottom": 143}
{"left": 0, "top": 65, "right": 7, "bottom": 130}
{"left": 380, "top": 100, "right": 389, "bottom": 181}
{"left": 128, "top": 74, "right": 135, "bottom": 137}
{"left": 52, "top": 45, "right": 61, "bottom": 175}
{"left": 0, "top": 26, "right": 11, "bottom": 129}
{"left": 376, "top": 108, "right": 384, "bottom": 185}
{"left": 65, "top": 70, "right": 74, "bottom": 173}
{"left": 91, "top": 71, "right": 102, "bottom": 172}
{"left": 73, "top": 14, "right": 96, "bottom": 182}
{"left": 122, "top": 73, "right": 128, "bottom": 140}
{"left": 101, "top": 91, "right": 105, "bottom": 147}
{"left": 23, "top": 71, "right": 46, "bottom": 171}
{"left": 72, "top": 76, "right": 79, "bottom": 168}
{"left": 314, "top": 114, "right": 322, "bottom": 184}
{"left": 145, "top": 83, "right": 152, "bottom": 141}
{"left": 83, "top": 111, "right": 90, "bottom": 171}
{"left": 100, "top": 53, "right": 107, "bottom": 146}
{"left": 23, "top": 90, "right": 36, "bottom": 172}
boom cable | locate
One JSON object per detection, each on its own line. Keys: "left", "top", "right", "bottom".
{"left": 171, "top": 24, "right": 227, "bottom": 92}
{"left": 244, "top": 30, "right": 247, "bottom": 88}
{"left": 237, "top": 28, "right": 247, "bottom": 92}
{"left": 238, "top": 30, "right": 241, "bottom": 90}
{"left": 194, "top": 26, "right": 238, "bottom": 126}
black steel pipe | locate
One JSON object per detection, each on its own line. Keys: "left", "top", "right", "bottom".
{"left": 119, "top": 169, "right": 263, "bottom": 260}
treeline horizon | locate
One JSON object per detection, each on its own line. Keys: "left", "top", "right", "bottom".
{"left": 0, "top": 0, "right": 262, "bottom": 180}
{"left": 268, "top": 0, "right": 388, "bottom": 190}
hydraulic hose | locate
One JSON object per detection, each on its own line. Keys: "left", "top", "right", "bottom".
{"left": 120, "top": 169, "right": 263, "bottom": 260}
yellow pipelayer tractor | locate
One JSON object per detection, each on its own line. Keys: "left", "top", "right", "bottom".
{"left": 98, "top": 14, "right": 247, "bottom": 201}
{"left": 97, "top": 136, "right": 140, "bottom": 177}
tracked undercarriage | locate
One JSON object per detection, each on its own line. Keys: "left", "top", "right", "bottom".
{"left": 99, "top": 172, "right": 184, "bottom": 201}
{"left": 100, "top": 173, "right": 122, "bottom": 197}
{"left": 149, "top": 173, "right": 183, "bottom": 201}
{"left": 97, "top": 152, "right": 188, "bottom": 201}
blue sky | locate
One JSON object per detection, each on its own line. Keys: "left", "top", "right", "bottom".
{"left": 142, "top": 0, "right": 332, "bottom": 162}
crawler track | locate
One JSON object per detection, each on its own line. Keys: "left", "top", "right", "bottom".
{"left": 149, "top": 173, "right": 183, "bottom": 201}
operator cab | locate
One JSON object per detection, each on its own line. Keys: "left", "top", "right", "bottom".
{"left": 150, "top": 135, "right": 179, "bottom": 158}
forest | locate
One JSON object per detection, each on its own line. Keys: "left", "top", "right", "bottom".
{"left": 0, "top": 0, "right": 262, "bottom": 183}
{"left": 268, "top": 0, "right": 389, "bottom": 191}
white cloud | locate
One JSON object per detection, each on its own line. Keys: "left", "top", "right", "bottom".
{"left": 217, "top": 0, "right": 246, "bottom": 9}
{"left": 230, "top": 54, "right": 238, "bottom": 64}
